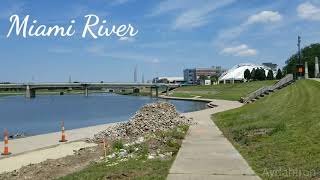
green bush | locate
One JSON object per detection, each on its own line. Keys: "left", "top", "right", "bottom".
{"left": 112, "top": 140, "right": 124, "bottom": 150}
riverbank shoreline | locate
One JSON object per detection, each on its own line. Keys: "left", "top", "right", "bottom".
{"left": 0, "top": 123, "right": 119, "bottom": 157}
{"left": 0, "top": 98, "right": 203, "bottom": 174}
{"left": 0, "top": 96, "right": 214, "bottom": 175}
{"left": 0, "top": 95, "right": 211, "bottom": 155}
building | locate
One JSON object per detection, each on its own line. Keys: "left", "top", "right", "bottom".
{"left": 183, "top": 69, "right": 197, "bottom": 84}
{"left": 184, "top": 67, "right": 226, "bottom": 84}
{"left": 262, "top": 62, "right": 278, "bottom": 71}
{"left": 218, "top": 63, "right": 274, "bottom": 83}
{"left": 153, "top": 77, "right": 185, "bottom": 84}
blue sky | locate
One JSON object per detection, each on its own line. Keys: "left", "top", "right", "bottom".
{"left": 0, "top": 0, "right": 320, "bottom": 82}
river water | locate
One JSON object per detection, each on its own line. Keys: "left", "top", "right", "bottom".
{"left": 0, "top": 93, "right": 207, "bottom": 137}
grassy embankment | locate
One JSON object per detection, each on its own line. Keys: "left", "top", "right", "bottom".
{"left": 59, "top": 125, "right": 189, "bottom": 180}
{"left": 116, "top": 90, "right": 151, "bottom": 97}
{"left": 213, "top": 80, "right": 320, "bottom": 179}
{"left": 170, "top": 80, "right": 276, "bottom": 101}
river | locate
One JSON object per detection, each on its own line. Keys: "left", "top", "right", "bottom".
{"left": 0, "top": 93, "right": 207, "bottom": 138}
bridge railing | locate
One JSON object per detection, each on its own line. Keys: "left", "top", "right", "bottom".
{"left": 240, "top": 74, "right": 294, "bottom": 103}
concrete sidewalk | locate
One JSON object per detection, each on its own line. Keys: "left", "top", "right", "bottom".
{"left": 167, "top": 99, "right": 261, "bottom": 180}
{"left": 0, "top": 123, "right": 116, "bottom": 156}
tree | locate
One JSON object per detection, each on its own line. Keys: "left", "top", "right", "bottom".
{"left": 244, "top": 69, "right": 251, "bottom": 81}
{"left": 284, "top": 43, "right": 320, "bottom": 78}
{"left": 254, "top": 68, "right": 264, "bottom": 81}
{"left": 259, "top": 68, "right": 266, "bottom": 81}
{"left": 210, "top": 75, "right": 219, "bottom": 82}
{"left": 276, "top": 69, "right": 283, "bottom": 79}
{"left": 199, "top": 75, "right": 209, "bottom": 81}
{"left": 251, "top": 68, "right": 256, "bottom": 80}
{"left": 267, "top": 70, "right": 274, "bottom": 80}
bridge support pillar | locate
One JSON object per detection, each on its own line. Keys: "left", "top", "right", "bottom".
{"left": 315, "top": 57, "right": 319, "bottom": 78}
{"left": 133, "top": 88, "right": 140, "bottom": 94}
{"left": 166, "top": 87, "right": 169, "bottom": 96}
{"left": 25, "top": 85, "right": 36, "bottom": 98}
{"left": 155, "top": 87, "right": 159, "bottom": 97}
{"left": 84, "top": 87, "right": 89, "bottom": 97}
{"left": 150, "top": 88, "right": 153, "bottom": 97}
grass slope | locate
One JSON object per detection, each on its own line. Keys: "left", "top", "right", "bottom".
{"left": 171, "top": 80, "right": 275, "bottom": 101}
{"left": 213, "top": 80, "right": 320, "bottom": 179}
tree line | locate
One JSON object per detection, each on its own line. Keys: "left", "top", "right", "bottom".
{"left": 283, "top": 43, "right": 320, "bottom": 78}
{"left": 244, "top": 68, "right": 283, "bottom": 81}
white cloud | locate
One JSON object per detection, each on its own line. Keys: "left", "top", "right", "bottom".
{"left": 119, "top": 36, "right": 135, "bottom": 42}
{"left": 150, "top": 0, "right": 195, "bottom": 16}
{"left": 246, "top": 11, "right": 282, "bottom": 25}
{"left": 85, "top": 45, "right": 160, "bottom": 63}
{"left": 151, "top": 0, "right": 235, "bottom": 30}
{"left": 110, "top": 0, "right": 131, "bottom": 6}
{"left": 48, "top": 47, "right": 73, "bottom": 54}
{"left": 297, "top": 2, "right": 320, "bottom": 21}
{"left": 0, "top": 2, "right": 24, "bottom": 19}
{"left": 218, "top": 11, "right": 282, "bottom": 40}
{"left": 151, "top": 58, "right": 160, "bottom": 63}
{"left": 86, "top": 45, "right": 105, "bottom": 55}
{"left": 221, "top": 44, "right": 257, "bottom": 57}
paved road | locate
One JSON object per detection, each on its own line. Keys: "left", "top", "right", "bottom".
{"left": 167, "top": 99, "right": 261, "bottom": 180}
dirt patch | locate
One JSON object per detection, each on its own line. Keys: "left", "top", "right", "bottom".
{"left": 0, "top": 145, "right": 104, "bottom": 180}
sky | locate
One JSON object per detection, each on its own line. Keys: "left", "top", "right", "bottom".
{"left": 0, "top": 0, "right": 320, "bottom": 82}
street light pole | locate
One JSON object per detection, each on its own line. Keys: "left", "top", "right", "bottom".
{"left": 297, "top": 36, "right": 303, "bottom": 79}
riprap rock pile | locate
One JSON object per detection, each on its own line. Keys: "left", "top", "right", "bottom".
{"left": 92, "top": 102, "right": 194, "bottom": 142}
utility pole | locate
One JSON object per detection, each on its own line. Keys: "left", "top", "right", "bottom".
{"left": 297, "top": 36, "right": 303, "bottom": 79}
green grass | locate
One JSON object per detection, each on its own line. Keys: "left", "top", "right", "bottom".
{"left": 171, "top": 80, "right": 276, "bottom": 101}
{"left": 58, "top": 125, "right": 189, "bottom": 180}
{"left": 213, "top": 80, "right": 320, "bottom": 179}
{"left": 60, "top": 158, "right": 174, "bottom": 180}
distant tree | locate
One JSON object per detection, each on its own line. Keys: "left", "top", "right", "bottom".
{"left": 254, "top": 68, "right": 263, "bottom": 81}
{"left": 210, "top": 75, "right": 219, "bottom": 83}
{"left": 251, "top": 68, "right": 256, "bottom": 80}
{"left": 276, "top": 69, "right": 283, "bottom": 79}
{"left": 267, "top": 70, "right": 274, "bottom": 80}
{"left": 244, "top": 69, "right": 251, "bottom": 81}
{"left": 260, "top": 68, "right": 266, "bottom": 80}
{"left": 199, "top": 75, "right": 209, "bottom": 81}
{"left": 284, "top": 43, "right": 320, "bottom": 78}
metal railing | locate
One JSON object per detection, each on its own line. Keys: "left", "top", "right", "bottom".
{"left": 240, "top": 74, "right": 294, "bottom": 103}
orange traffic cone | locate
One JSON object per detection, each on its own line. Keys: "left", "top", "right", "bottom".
{"left": 2, "top": 129, "right": 11, "bottom": 155}
{"left": 59, "top": 121, "right": 68, "bottom": 142}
